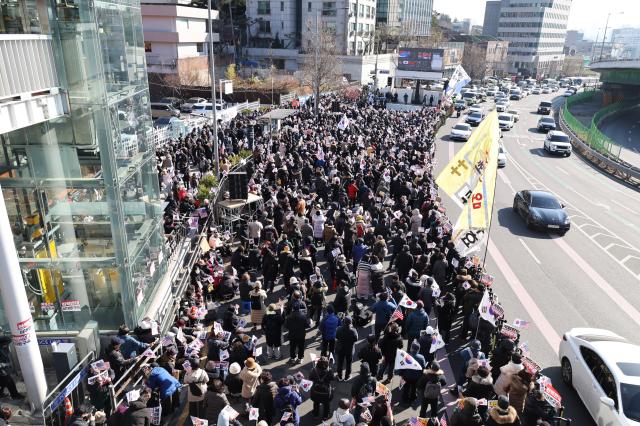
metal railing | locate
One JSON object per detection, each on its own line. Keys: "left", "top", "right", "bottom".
{"left": 41, "top": 351, "right": 96, "bottom": 426}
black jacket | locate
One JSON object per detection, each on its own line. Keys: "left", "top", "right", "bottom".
{"left": 379, "top": 330, "right": 403, "bottom": 360}
{"left": 286, "top": 309, "right": 308, "bottom": 339}
{"left": 358, "top": 344, "right": 382, "bottom": 369}
{"left": 251, "top": 382, "right": 278, "bottom": 422}
{"left": 335, "top": 324, "right": 358, "bottom": 354}
{"left": 124, "top": 400, "right": 151, "bottom": 426}
{"left": 263, "top": 311, "right": 284, "bottom": 345}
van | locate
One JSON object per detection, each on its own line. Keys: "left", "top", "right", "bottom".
{"left": 150, "top": 103, "right": 180, "bottom": 119}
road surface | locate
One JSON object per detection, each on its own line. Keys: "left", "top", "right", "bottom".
{"left": 435, "top": 92, "right": 640, "bottom": 426}
{"left": 598, "top": 106, "right": 640, "bottom": 168}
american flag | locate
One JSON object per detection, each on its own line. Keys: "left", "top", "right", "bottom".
{"left": 440, "top": 417, "right": 448, "bottom": 426}
{"left": 390, "top": 308, "right": 404, "bottom": 322}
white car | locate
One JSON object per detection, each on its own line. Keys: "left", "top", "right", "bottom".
{"left": 449, "top": 123, "right": 472, "bottom": 141}
{"left": 469, "top": 104, "right": 483, "bottom": 115}
{"left": 544, "top": 131, "right": 572, "bottom": 156}
{"left": 498, "top": 113, "right": 515, "bottom": 130}
{"left": 531, "top": 88, "right": 541, "bottom": 95}
{"left": 560, "top": 328, "right": 640, "bottom": 425}
{"left": 495, "top": 101, "right": 509, "bottom": 112}
{"left": 563, "top": 90, "right": 575, "bottom": 97}
{"left": 497, "top": 145, "right": 507, "bottom": 168}
{"left": 508, "top": 110, "right": 520, "bottom": 122}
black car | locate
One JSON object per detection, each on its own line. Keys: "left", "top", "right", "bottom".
{"left": 537, "top": 117, "right": 556, "bottom": 133}
{"left": 513, "top": 190, "right": 570, "bottom": 235}
{"left": 537, "top": 101, "right": 552, "bottom": 114}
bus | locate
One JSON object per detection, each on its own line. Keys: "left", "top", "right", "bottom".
{"left": 565, "top": 76, "right": 599, "bottom": 87}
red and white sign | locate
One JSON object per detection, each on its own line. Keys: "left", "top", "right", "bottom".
{"left": 61, "top": 300, "right": 81, "bottom": 312}
{"left": 16, "top": 318, "right": 32, "bottom": 335}
{"left": 543, "top": 384, "right": 562, "bottom": 409}
{"left": 12, "top": 333, "right": 30, "bottom": 347}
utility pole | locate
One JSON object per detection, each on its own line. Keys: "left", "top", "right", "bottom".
{"left": 600, "top": 12, "right": 624, "bottom": 61}
{"left": 208, "top": 0, "right": 220, "bottom": 177}
{"left": 0, "top": 184, "right": 47, "bottom": 410}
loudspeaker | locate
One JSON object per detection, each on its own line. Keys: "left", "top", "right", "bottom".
{"left": 228, "top": 172, "right": 248, "bottom": 200}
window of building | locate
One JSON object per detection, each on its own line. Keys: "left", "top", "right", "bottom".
{"left": 359, "top": 4, "right": 364, "bottom": 17}
{"left": 322, "top": 2, "right": 336, "bottom": 16}
{"left": 258, "top": 20, "right": 271, "bottom": 33}
{"left": 280, "top": 1, "right": 284, "bottom": 11}
{"left": 350, "top": 3, "right": 357, "bottom": 15}
{"left": 358, "top": 23, "right": 363, "bottom": 32}
{"left": 144, "top": 42, "right": 152, "bottom": 52}
{"left": 308, "top": 2, "right": 312, "bottom": 12}
{"left": 366, "top": 5, "right": 371, "bottom": 18}
{"left": 257, "top": 1, "right": 271, "bottom": 14}
{"left": 196, "top": 42, "right": 204, "bottom": 53}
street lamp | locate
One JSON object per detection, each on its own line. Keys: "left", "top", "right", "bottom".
{"left": 207, "top": 0, "right": 220, "bottom": 178}
{"left": 600, "top": 11, "right": 624, "bottom": 61}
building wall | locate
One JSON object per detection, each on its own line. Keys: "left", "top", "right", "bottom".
{"left": 482, "top": 1, "right": 502, "bottom": 37}
{"left": 497, "top": 0, "right": 571, "bottom": 77}
{"left": 399, "top": 0, "right": 433, "bottom": 37}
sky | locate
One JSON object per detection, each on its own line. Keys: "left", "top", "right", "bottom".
{"left": 432, "top": 0, "right": 639, "bottom": 41}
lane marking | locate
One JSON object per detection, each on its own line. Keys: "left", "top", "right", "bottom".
{"left": 488, "top": 239, "right": 561, "bottom": 355}
{"left": 499, "top": 169, "right": 516, "bottom": 194}
{"left": 554, "top": 237, "right": 640, "bottom": 326}
{"left": 611, "top": 199, "right": 636, "bottom": 215}
{"left": 555, "top": 166, "right": 569, "bottom": 176}
{"left": 518, "top": 238, "right": 541, "bottom": 264}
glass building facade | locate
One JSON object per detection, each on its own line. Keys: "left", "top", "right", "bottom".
{"left": 0, "top": 0, "right": 166, "bottom": 332}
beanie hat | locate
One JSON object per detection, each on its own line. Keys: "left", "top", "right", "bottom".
{"left": 498, "top": 395, "right": 510, "bottom": 410}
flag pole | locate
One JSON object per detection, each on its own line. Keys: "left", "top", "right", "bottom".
{"left": 481, "top": 134, "right": 501, "bottom": 269}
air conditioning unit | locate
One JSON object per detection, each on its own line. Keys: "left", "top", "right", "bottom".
{"left": 76, "top": 320, "right": 100, "bottom": 359}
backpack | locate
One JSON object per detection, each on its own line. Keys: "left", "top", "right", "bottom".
{"left": 424, "top": 381, "right": 441, "bottom": 399}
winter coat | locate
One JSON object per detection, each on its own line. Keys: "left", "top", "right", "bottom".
{"left": 335, "top": 324, "right": 358, "bottom": 355}
{"left": 358, "top": 344, "right": 383, "bottom": 371}
{"left": 239, "top": 365, "right": 262, "bottom": 398}
{"left": 184, "top": 367, "right": 209, "bottom": 402}
{"left": 432, "top": 259, "right": 448, "bottom": 284}
{"left": 309, "top": 366, "right": 335, "bottom": 401}
{"left": 312, "top": 214, "right": 326, "bottom": 238}
{"left": 251, "top": 381, "right": 278, "bottom": 423}
{"left": 120, "top": 334, "right": 149, "bottom": 359}
{"left": 404, "top": 308, "right": 429, "bottom": 338}
{"left": 249, "top": 289, "right": 267, "bottom": 325}
{"left": 379, "top": 330, "right": 403, "bottom": 361}
{"left": 331, "top": 407, "right": 356, "bottom": 426}
{"left": 124, "top": 400, "right": 150, "bottom": 426}
{"left": 320, "top": 313, "right": 341, "bottom": 340}
{"left": 450, "top": 397, "right": 484, "bottom": 426}
{"left": 486, "top": 406, "right": 522, "bottom": 426}
{"left": 205, "top": 391, "right": 229, "bottom": 423}
{"left": 225, "top": 372, "right": 243, "bottom": 395}
{"left": 370, "top": 299, "right": 397, "bottom": 325}
{"left": 395, "top": 251, "right": 414, "bottom": 275}
{"left": 146, "top": 366, "right": 181, "bottom": 400}
{"left": 494, "top": 362, "right": 524, "bottom": 396}
{"left": 506, "top": 374, "right": 533, "bottom": 417}
{"left": 286, "top": 309, "right": 308, "bottom": 340}
{"left": 263, "top": 310, "right": 284, "bottom": 346}
{"left": 401, "top": 348, "right": 425, "bottom": 382}
{"left": 333, "top": 286, "right": 351, "bottom": 313}
{"left": 274, "top": 386, "right": 303, "bottom": 425}
{"left": 465, "top": 374, "right": 496, "bottom": 401}
{"left": 416, "top": 368, "right": 446, "bottom": 398}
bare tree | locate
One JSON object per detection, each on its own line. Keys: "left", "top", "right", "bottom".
{"left": 300, "top": 27, "right": 343, "bottom": 118}
{"left": 462, "top": 44, "right": 487, "bottom": 80}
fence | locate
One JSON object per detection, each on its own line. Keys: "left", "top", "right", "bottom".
{"left": 41, "top": 351, "right": 96, "bottom": 426}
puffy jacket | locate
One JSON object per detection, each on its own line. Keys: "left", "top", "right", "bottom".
{"left": 124, "top": 400, "right": 151, "bottom": 426}
{"left": 286, "top": 309, "right": 308, "bottom": 339}
{"left": 450, "top": 397, "right": 484, "bottom": 426}
{"left": 146, "top": 366, "right": 180, "bottom": 400}
{"left": 335, "top": 324, "right": 358, "bottom": 355}
{"left": 404, "top": 308, "right": 429, "bottom": 338}
{"left": 486, "top": 406, "right": 522, "bottom": 426}
{"left": 331, "top": 407, "right": 356, "bottom": 426}
{"left": 274, "top": 386, "right": 303, "bottom": 425}
{"left": 494, "top": 361, "right": 524, "bottom": 396}
{"left": 370, "top": 299, "right": 397, "bottom": 325}
{"left": 120, "top": 334, "right": 149, "bottom": 359}
{"left": 379, "top": 330, "right": 403, "bottom": 360}
{"left": 319, "top": 313, "right": 341, "bottom": 340}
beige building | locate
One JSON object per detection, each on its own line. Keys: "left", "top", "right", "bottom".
{"left": 454, "top": 35, "right": 510, "bottom": 79}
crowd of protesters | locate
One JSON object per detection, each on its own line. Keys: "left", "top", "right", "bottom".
{"left": 70, "top": 90, "right": 563, "bottom": 426}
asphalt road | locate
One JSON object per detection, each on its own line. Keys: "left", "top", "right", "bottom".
{"left": 435, "top": 92, "right": 640, "bottom": 426}
{"left": 598, "top": 106, "right": 640, "bottom": 168}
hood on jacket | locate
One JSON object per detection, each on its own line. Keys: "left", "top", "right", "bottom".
{"left": 426, "top": 368, "right": 444, "bottom": 376}
{"left": 461, "top": 397, "right": 479, "bottom": 416}
{"left": 500, "top": 361, "right": 524, "bottom": 374}
{"left": 471, "top": 374, "right": 493, "bottom": 385}
{"left": 489, "top": 406, "right": 518, "bottom": 424}
{"left": 359, "top": 362, "right": 371, "bottom": 377}
{"left": 333, "top": 407, "right": 353, "bottom": 422}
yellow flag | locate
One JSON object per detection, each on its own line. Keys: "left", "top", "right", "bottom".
{"left": 436, "top": 111, "right": 501, "bottom": 210}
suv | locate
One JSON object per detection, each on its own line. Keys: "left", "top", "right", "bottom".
{"left": 537, "top": 101, "right": 552, "bottom": 115}
{"left": 150, "top": 102, "right": 181, "bottom": 119}
{"left": 537, "top": 117, "right": 556, "bottom": 133}
{"left": 544, "top": 131, "right": 572, "bottom": 156}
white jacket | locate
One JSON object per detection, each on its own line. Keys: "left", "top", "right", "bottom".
{"left": 494, "top": 361, "right": 524, "bottom": 396}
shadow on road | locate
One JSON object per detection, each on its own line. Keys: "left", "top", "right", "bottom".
{"left": 540, "top": 366, "right": 596, "bottom": 426}
{"left": 496, "top": 207, "right": 553, "bottom": 240}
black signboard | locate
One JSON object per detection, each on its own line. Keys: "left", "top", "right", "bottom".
{"left": 397, "top": 48, "right": 445, "bottom": 72}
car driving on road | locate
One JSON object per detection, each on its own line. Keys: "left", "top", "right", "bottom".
{"left": 498, "top": 113, "right": 515, "bottom": 130}
{"left": 559, "top": 328, "right": 640, "bottom": 426}
{"left": 513, "top": 190, "right": 570, "bottom": 234}
{"left": 537, "top": 101, "right": 553, "bottom": 115}
{"left": 495, "top": 100, "right": 509, "bottom": 112}
{"left": 544, "top": 131, "right": 572, "bottom": 156}
{"left": 466, "top": 111, "right": 485, "bottom": 126}
{"left": 538, "top": 117, "right": 557, "bottom": 132}
{"left": 449, "top": 123, "right": 472, "bottom": 141}
{"left": 508, "top": 110, "right": 520, "bottom": 122}
{"left": 498, "top": 145, "right": 507, "bottom": 168}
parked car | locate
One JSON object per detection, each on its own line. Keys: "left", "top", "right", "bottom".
{"left": 498, "top": 113, "right": 515, "bottom": 130}
{"left": 497, "top": 145, "right": 507, "bottom": 168}
{"left": 159, "top": 97, "right": 183, "bottom": 108}
{"left": 537, "top": 117, "right": 557, "bottom": 133}
{"left": 537, "top": 101, "right": 553, "bottom": 115}
{"left": 181, "top": 97, "right": 208, "bottom": 113}
{"left": 150, "top": 102, "right": 181, "bottom": 119}
{"left": 559, "top": 328, "right": 640, "bottom": 426}
{"left": 544, "top": 131, "right": 572, "bottom": 156}
{"left": 466, "top": 111, "right": 485, "bottom": 126}
{"left": 513, "top": 190, "right": 570, "bottom": 234}
{"left": 449, "top": 123, "right": 473, "bottom": 141}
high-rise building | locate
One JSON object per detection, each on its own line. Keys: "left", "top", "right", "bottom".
{"left": 482, "top": 0, "right": 502, "bottom": 37}
{"left": 452, "top": 18, "right": 471, "bottom": 34}
{"left": 399, "top": 0, "right": 433, "bottom": 36}
{"left": 611, "top": 27, "right": 640, "bottom": 59}
{"left": 497, "top": 0, "right": 572, "bottom": 78}
{"left": 0, "top": 0, "right": 166, "bottom": 333}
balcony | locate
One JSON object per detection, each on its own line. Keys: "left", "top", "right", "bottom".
{"left": 0, "top": 35, "right": 67, "bottom": 133}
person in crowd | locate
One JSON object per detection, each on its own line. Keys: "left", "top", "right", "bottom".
{"left": 309, "top": 356, "right": 335, "bottom": 420}
{"left": 417, "top": 361, "right": 447, "bottom": 418}
{"left": 377, "top": 322, "right": 403, "bottom": 383}
{"left": 249, "top": 281, "right": 268, "bottom": 329}
{"left": 357, "top": 334, "right": 383, "bottom": 378}
{"left": 225, "top": 362, "right": 243, "bottom": 399}
{"left": 67, "top": 403, "right": 96, "bottom": 426}
{"left": 400, "top": 341, "right": 426, "bottom": 404}
{"left": 239, "top": 357, "right": 262, "bottom": 410}
{"left": 495, "top": 353, "right": 524, "bottom": 396}
{"left": 117, "top": 325, "right": 150, "bottom": 359}
{"left": 205, "top": 379, "right": 229, "bottom": 424}
{"left": 335, "top": 316, "right": 358, "bottom": 381}
{"left": 523, "top": 389, "right": 557, "bottom": 426}
{"left": 404, "top": 300, "right": 429, "bottom": 350}
{"left": 87, "top": 364, "right": 115, "bottom": 414}
{"left": 184, "top": 357, "right": 209, "bottom": 418}
{"left": 123, "top": 389, "right": 151, "bottom": 426}
{"left": 331, "top": 398, "right": 356, "bottom": 426}
{"left": 486, "top": 395, "right": 522, "bottom": 426}
{"left": 263, "top": 303, "right": 284, "bottom": 359}
{"left": 350, "top": 363, "right": 377, "bottom": 421}
{"left": 107, "top": 337, "right": 138, "bottom": 381}
{"left": 274, "top": 377, "right": 303, "bottom": 426}
{"left": 450, "top": 397, "right": 484, "bottom": 426}
{"left": 506, "top": 369, "right": 534, "bottom": 417}
{"left": 251, "top": 371, "right": 278, "bottom": 425}
{"left": 309, "top": 277, "right": 329, "bottom": 325}
{"left": 142, "top": 363, "right": 181, "bottom": 417}
{"left": 464, "top": 365, "right": 495, "bottom": 418}
{"left": 285, "top": 305, "right": 308, "bottom": 364}
{"left": 319, "top": 304, "right": 340, "bottom": 356}
{"left": 239, "top": 272, "right": 254, "bottom": 315}
{"left": 369, "top": 292, "right": 397, "bottom": 339}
